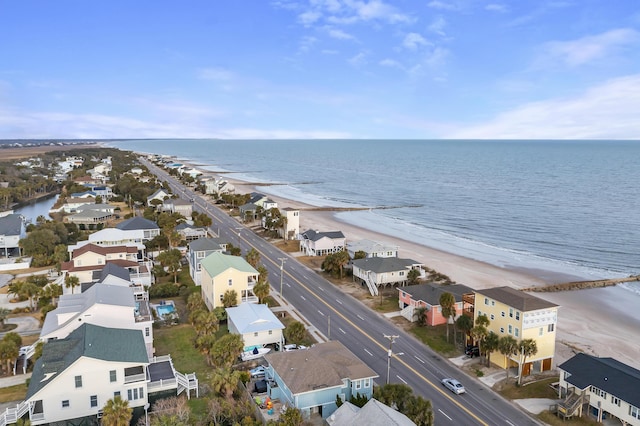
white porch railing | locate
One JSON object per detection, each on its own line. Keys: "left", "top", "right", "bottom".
{"left": 364, "top": 272, "right": 378, "bottom": 296}
{"left": 0, "top": 401, "right": 30, "bottom": 426}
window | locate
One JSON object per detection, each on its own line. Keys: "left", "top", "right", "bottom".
{"left": 548, "top": 323, "right": 555, "bottom": 332}
{"left": 508, "top": 325, "right": 512, "bottom": 334}
{"left": 491, "top": 300, "right": 495, "bottom": 306}
{"left": 75, "top": 375, "right": 82, "bottom": 388}
{"left": 197, "top": 251, "right": 205, "bottom": 258}
{"left": 399, "top": 271, "right": 404, "bottom": 276}
{"left": 145, "top": 327, "right": 150, "bottom": 337}
{"left": 490, "top": 314, "right": 495, "bottom": 320}
{"left": 500, "top": 327, "right": 504, "bottom": 333}
{"left": 90, "top": 395, "right": 98, "bottom": 408}
{"left": 500, "top": 311, "right": 505, "bottom": 317}
{"left": 355, "top": 380, "right": 361, "bottom": 390}
{"left": 128, "top": 388, "right": 144, "bottom": 401}
{"left": 612, "top": 396, "right": 620, "bottom": 406}
{"left": 110, "top": 370, "right": 117, "bottom": 382}
{"left": 219, "top": 294, "right": 223, "bottom": 301}
{"left": 591, "top": 386, "right": 607, "bottom": 398}
{"left": 484, "top": 297, "right": 489, "bottom": 306}
{"left": 114, "top": 391, "right": 121, "bottom": 398}
{"left": 364, "top": 378, "right": 371, "bottom": 388}
{"left": 62, "top": 400, "right": 70, "bottom": 408}
{"left": 631, "top": 405, "right": 640, "bottom": 419}
{"left": 515, "top": 328, "right": 519, "bottom": 337}
{"left": 228, "top": 279, "right": 233, "bottom": 286}
{"left": 539, "top": 327, "right": 544, "bottom": 336}
{"left": 515, "top": 311, "right": 520, "bottom": 320}
{"left": 268, "top": 330, "right": 273, "bottom": 335}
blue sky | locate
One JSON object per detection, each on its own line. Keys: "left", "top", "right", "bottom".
{"left": 1, "top": 0, "right": 639, "bottom": 139}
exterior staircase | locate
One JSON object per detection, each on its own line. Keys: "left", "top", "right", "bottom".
{"left": 401, "top": 305, "right": 415, "bottom": 322}
{"left": 0, "top": 401, "right": 30, "bottom": 426}
{"left": 176, "top": 371, "right": 199, "bottom": 399}
{"left": 555, "top": 387, "right": 589, "bottom": 420}
{"left": 364, "top": 272, "right": 378, "bottom": 296}
{"left": 14, "top": 343, "right": 38, "bottom": 375}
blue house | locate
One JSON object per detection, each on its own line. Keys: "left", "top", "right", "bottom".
{"left": 264, "top": 341, "right": 378, "bottom": 419}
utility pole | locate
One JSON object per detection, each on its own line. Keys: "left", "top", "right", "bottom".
{"left": 278, "top": 257, "right": 287, "bottom": 298}
{"left": 384, "top": 334, "right": 399, "bottom": 385}
{"left": 328, "top": 314, "right": 331, "bottom": 340}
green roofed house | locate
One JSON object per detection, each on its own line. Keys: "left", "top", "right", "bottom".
{"left": 200, "top": 251, "right": 259, "bottom": 310}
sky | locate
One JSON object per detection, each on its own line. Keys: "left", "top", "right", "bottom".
{"left": 1, "top": 0, "right": 640, "bottom": 140}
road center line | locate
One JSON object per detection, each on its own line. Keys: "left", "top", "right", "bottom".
{"left": 318, "top": 310, "right": 325, "bottom": 316}
{"left": 438, "top": 409, "right": 452, "bottom": 421}
{"left": 397, "top": 375, "right": 407, "bottom": 384}
{"left": 363, "top": 348, "right": 373, "bottom": 356}
{"left": 414, "top": 355, "right": 425, "bottom": 364}
{"left": 339, "top": 328, "right": 346, "bottom": 334}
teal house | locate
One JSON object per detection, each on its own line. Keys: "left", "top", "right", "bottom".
{"left": 263, "top": 341, "right": 378, "bottom": 419}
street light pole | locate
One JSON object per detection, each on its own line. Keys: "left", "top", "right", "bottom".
{"left": 278, "top": 257, "right": 287, "bottom": 298}
{"left": 384, "top": 334, "right": 399, "bottom": 385}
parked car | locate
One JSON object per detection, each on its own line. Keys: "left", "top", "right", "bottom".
{"left": 281, "top": 344, "right": 308, "bottom": 352}
{"left": 441, "top": 378, "right": 466, "bottom": 395}
{"left": 249, "top": 366, "right": 266, "bottom": 378}
{"left": 254, "top": 379, "right": 267, "bottom": 394}
{"left": 465, "top": 345, "right": 480, "bottom": 358}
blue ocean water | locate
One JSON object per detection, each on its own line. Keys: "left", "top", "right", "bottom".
{"left": 109, "top": 139, "right": 640, "bottom": 282}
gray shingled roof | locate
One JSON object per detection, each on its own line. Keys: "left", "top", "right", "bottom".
{"left": 328, "top": 399, "right": 415, "bottom": 426}
{"left": 401, "top": 283, "right": 474, "bottom": 305}
{"left": 351, "top": 257, "right": 419, "bottom": 273}
{"left": 301, "top": 229, "right": 345, "bottom": 241}
{"left": 0, "top": 214, "right": 23, "bottom": 236}
{"left": 477, "top": 286, "right": 557, "bottom": 312}
{"left": 265, "top": 341, "right": 378, "bottom": 395}
{"left": 99, "top": 262, "right": 131, "bottom": 282}
{"left": 116, "top": 216, "right": 159, "bottom": 230}
{"left": 188, "top": 237, "right": 225, "bottom": 251}
{"left": 558, "top": 353, "right": 640, "bottom": 407}
{"left": 27, "top": 323, "right": 148, "bottom": 398}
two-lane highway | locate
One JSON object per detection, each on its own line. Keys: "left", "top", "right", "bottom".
{"left": 141, "top": 157, "right": 541, "bottom": 426}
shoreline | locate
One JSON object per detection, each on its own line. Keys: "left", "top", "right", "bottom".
{"left": 150, "top": 154, "right": 640, "bottom": 370}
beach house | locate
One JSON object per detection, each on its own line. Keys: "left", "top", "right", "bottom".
{"left": 556, "top": 353, "right": 640, "bottom": 424}
{"left": 398, "top": 283, "right": 474, "bottom": 325}
{"left": 176, "top": 222, "right": 208, "bottom": 242}
{"left": 200, "top": 252, "right": 259, "bottom": 310}
{"left": 281, "top": 207, "right": 300, "bottom": 240}
{"left": 0, "top": 213, "right": 26, "bottom": 258}
{"left": 226, "top": 303, "right": 285, "bottom": 352}
{"left": 346, "top": 239, "right": 398, "bottom": 259}
{"left": 146, "top": 188, "right": 171, "bottom": 207}
{"left": 327, "top": 398, "right": 416, "bottom": 426}
{"left": 263, "top": 341, "right": 378, "bottom": 420}
{"left": 299, "top": 230, "right": 346, "bottom": 256}
{"left": 474, "top": 286, "right": 559, "bottom": 375}
{"left": 351, "top": 257, "right": 424, "bottom": 296}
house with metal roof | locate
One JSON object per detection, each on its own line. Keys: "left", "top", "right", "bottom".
{"left": 327, "top": 398, "right": 416, "bottom": 426}
{"left": 346, "top": 239, "right": 398, "bottom": 259}
{"left": 200, "top": 252, "right": 259, "bottom": 310}
{"left": 351, "top": 257, "right": 424, "bottom": 297}
{"left": 299, "top": 229, "right": 346, "bottom": 256}
{"left": 187, "top": 238, "right": 226, "bottom": 286}
{"left": 398, "top": 283, "right": 474, "bottom": 325}
{"left": 474, "top": 286, "right": 559, "bottom": 375}
{"left": 263, "top": 341, "right": 378, "bottom": 420}
{"left": 226, "top": 303, "right": 285, "bottom": 351}
{"left": 0, "top": 213, "right": 26, "bottom": 258}
{"left": 556, "top": 353, "right": 640, "bottom": 424}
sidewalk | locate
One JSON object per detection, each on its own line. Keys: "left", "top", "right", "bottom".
{"left": 269, "top": 292, "right": 327, "bottom": 345}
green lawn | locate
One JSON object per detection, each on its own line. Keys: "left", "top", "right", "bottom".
{"left": 408, "top": 324, "right": 459, "bottom": 356}
{"left": 0, "top": 383, "right": 27, "bottom": 403}
{"left": 498, "top": 377, "right": 559, "bottom": 399}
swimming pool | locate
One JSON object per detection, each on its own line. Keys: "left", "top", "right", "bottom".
{"left": 156, "top": 304, "right": 175, "bottom": 316}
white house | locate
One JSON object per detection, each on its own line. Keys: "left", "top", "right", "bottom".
{"left": 351, "top": 257, "right": 424, "bottom": 296}
{"left": 163, "top": 198, "right": 192, "bottom": 218}
{"left": 146, "top": 189, "right": 171, "bottom": 207}
{"left": 299, "top": 230, "right": 346, "bottom": 256}
{"left": 346, "top": 239, "right": 398, "bottom": 259}
{"left": 226, "top": 303, "right": 285, "bottom": 351}
{"left": 0, "top": 213, "right": 26, "bottom": 258}
{"left": 282, "top": 207, "right": 300, "bottom": 241}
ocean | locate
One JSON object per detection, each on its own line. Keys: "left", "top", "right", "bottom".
{"left": 108, "top": 139, "right": 640, "bottom": 287}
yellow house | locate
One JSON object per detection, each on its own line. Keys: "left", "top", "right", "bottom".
{"left": 200, "top": 252, "right": 259, "bottom": 310}
{"left": 474, "top": 286, "right": 559, "bottom": 375}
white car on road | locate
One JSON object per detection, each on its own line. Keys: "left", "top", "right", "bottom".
{"left": 441, "top": 378, "right": 466, "bottom": 394}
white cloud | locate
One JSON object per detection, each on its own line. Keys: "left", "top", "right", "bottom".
{"left": 538, "top": 28, "right": 640, "bottom": 67}
{"left": 403, "top": 33, "right": 429, "bottom": 50}
{"left": 299, "top": 36, "right": 318, "bottom": 53}
{"left": 348, "top": 51, "right": 368, "bottom": 67}
{"left": 448, "top": 74, "right": 640, "bottom": 139}
{"left": 428, "top": 16, "right": 447, "bottom": 36}
{"left": 308, "top": 0, "right": 412, "bottom": 25}
{"left": 298, "top": 10, "right": 322, "bottom": 26}
{"left": 427, "top": 1, "right": 460, "bottom": 11}
{"left": 327, "top": 28, "right": 355, "bottom": 40}
{"left": 485, "top": 3, "right": 508, "bottom": 13}
{"left": 379, "top": 58, "right": 404, "bottom": 69}
{"left": 196, "top": 67, "right": 234, "bottom": 81}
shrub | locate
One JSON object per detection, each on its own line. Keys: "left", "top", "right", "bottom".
{"left": 149, "top": 283, "right": 180, "bottom": 298}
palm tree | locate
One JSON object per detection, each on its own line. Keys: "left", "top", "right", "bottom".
{"left": 221, "top": 289, "right": 238, "bottom": 308}
{"left": 483, "top": 331, "right": 500, "bottom": 367}
{"left": 64, "top": 275, "right": 80, "bottom": 295}
{"left": 405, "top": 396, "right": 434, "bottom": 426}
{"left": 407, "top": 268, "right": 421, "bottom": 284}
{"left": 335, "top": 250, "right": 350, "bottom": 278}
{"left": 0, "top": 340, "right": 19, "bottom": 374}
{"left": 518, "top": 338, "right": 538, "bottom": 385}
{"left": 244, "top": 248, "right": 260, "bottom": 268}
{"left": 253, "top": 280, "right": 270, "bottom": 304}
{"left": 498, "top": 336, "right": 519, "bottom": 380}
{"left": 193, "top": 310, "right": 219, "bottom": 338}
{"left": 186, "top": 293, "right": 206, "bottom": 312}
{"left": 439, "top": 292, "right": 456, "bottom": 343}
{"left": 156, "top": 249, "right": 182, "bottom": 283}
{"left": 210, "top": 368, "right": 243, "bottom": 399}
{"left": 284, "top": 320, "right": 307, "bottom": 345}
{"left": 210, "top": 334, "right": 244, "bottom": 368}
{"left": 101, "top": 395, "right": 132, "bottom": 426}
{"left": 21, "top": 282, "right": 41, "bottom": 312}
{"left": 470, "top": 326, "right": 488, "bottom": 359}
{"left": 414, "top": 306, "right": 427, "bottom": 326}
{"left": 455, "top": 315, "right": 473, "bottom": 346}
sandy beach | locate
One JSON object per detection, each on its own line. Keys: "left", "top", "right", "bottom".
{"left": 211, "top": 175, "right": 640, "bottom": 372}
